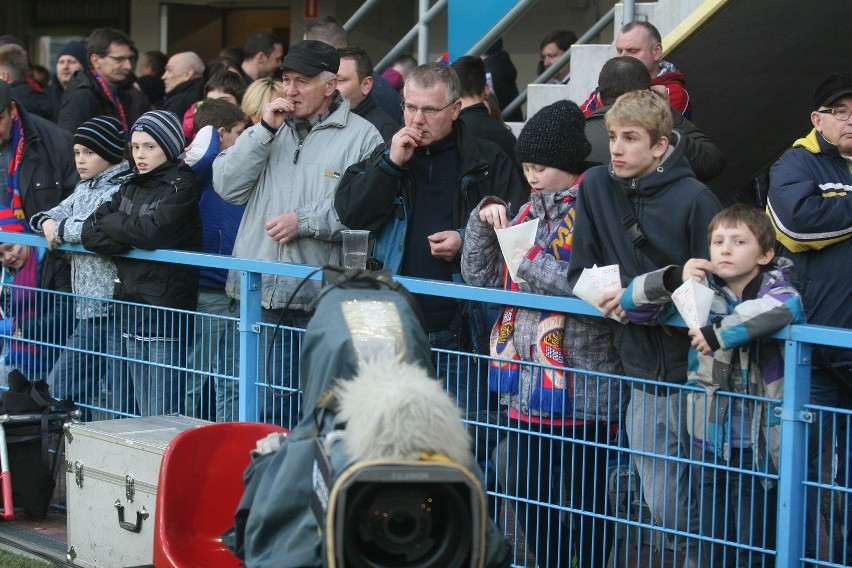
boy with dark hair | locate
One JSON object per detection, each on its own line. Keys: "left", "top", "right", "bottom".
{"left": 241, "top": 31, "right": 284, "bottom": 83}
{"left": 82, "top": 110, "right": 201, "bottom": 416}
{"left": 620, "top": 204, "right": 804, "bottom": 565}
{"left": 336, "top": 46, "right": 398, "bottom": 142}
{"left": 183, "top": 98, "right": 246, "bottom": 420}
{"left": 181, "top": 69, "right": 247, "bottom": 140}
{"left": 567, "top": 89, "right": 722, "bottom": 562}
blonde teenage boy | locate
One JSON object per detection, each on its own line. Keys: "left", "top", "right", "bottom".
{"left": 567, "top": 90, "right": 722, "bottom": 562}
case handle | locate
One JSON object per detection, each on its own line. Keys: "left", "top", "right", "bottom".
{"left": 114, "top": 500, "right": 148, "bottom": 532}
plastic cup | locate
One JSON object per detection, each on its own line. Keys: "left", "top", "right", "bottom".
{"left": 342, "top": 230, "right": 369, "bottom": 269}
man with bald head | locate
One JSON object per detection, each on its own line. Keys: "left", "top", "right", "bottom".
{"left": 160, "top": 51, "right": 205, "bottom": 117}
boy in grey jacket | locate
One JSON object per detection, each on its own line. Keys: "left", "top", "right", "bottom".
{"left": 31, "top": 115, "right": 129, "bottom": 418}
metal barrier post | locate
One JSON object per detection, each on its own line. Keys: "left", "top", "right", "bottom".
{"left": 238, "top": 270, "right": 262, "bottom": 422}
{"left": 775, "top": 338, "right": 812, "bottom": 567}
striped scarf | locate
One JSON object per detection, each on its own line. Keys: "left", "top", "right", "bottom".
{"left": 1, "top": 115, "right": 28, "bottom": 232}
{"left": 488, "top": 195, "right": 576, "bottom": 414}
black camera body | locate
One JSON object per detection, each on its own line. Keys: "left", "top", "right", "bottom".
{"left": 312, "top": 436, "right": 487, "bottom": 568}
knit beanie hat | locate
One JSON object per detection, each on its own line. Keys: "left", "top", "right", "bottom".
{"left": 131, "top": 110, "right": 185, "bottom": 160}
{"left": 74, "top": 116, "right": 126, "bottom": 164}
{"left": 57, "top": 40, "right": 88, "bottom": 67}
{"left": 516, "top": 99, "right": 591, "bottom": 173}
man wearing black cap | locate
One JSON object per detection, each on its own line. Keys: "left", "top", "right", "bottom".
{"left": 767, "top": 71, "right": 852, "bottom": 561}
{"left": 213, "top": 39, "right": 382, "bottom": 420}
{"left": 0, "top": 80, "right": 77, "bottom": 220}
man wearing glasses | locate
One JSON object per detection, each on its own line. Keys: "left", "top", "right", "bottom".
{"left": 767, "top": 71, "right": 852, "bottom": 562}
{"left": 334, "top": 63, "right": 526, "bottom": 399}
{"left": 58, "top": 28, "right": 137, "bottom": 133}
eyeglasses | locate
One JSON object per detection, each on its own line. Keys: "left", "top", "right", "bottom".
{"left": 817, "top": 107, "right": 852, "bottom": 122}
{"left": 401, "top": 100, "right": 456, "bottom": 118}
{"left": 105, "top": 55, "right": 137, "bottom": 64}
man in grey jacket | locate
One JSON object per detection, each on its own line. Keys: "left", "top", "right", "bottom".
{"left": 213, "top": 40, "right": 382, "bottom": 424}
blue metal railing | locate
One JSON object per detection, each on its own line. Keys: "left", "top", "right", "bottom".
{"left": 1, "top": 231, "right": 849, "bottom": 567}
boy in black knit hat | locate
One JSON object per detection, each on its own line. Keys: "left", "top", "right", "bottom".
{"left": 31, "top": 115, "right": 130, "bottom": 417}
{"left": 461, "top": 99, "right": 625, "bottom": 567}
{"left": 82, "top": 110, "right": 201, "bottom": 416}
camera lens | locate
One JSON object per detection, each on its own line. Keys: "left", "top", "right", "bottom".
{"left": 344, "top": 482, "right": 472, "bottom": 568}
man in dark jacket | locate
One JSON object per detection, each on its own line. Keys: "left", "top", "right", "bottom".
{"left": 160, "top": 51, "right": 205, "bottom": 118}
{"left": 336, "top": 47, "right": 399, "bottom": 142}
{"left": 584, "top": 56, "right": 725, "bottom": 182}
{"left": 450, "top": 55, "right": 518, "bottom": 163}
{"left": 334, "top": 63, "right": 526, "bottom": 396}
{"left": 58, "top": 28, "right": 136, "bottom": 133}
{"left": 481, "top": 38, "right": 523, "bottom": 122}
{"left": 0, "top": 44, "right": 55, "bottom": 121}
{"left": 766, "top": 71, "right": 852, "bottom": 561}
{"left": 0, "top": 80, "right": 77, "bottom": 219}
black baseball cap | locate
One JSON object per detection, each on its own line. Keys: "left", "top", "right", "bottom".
{"left": 278, "top": 40, "right": 339, "bottom": 77}
{"left": 813, "top": 72, "right": 852, "bottom": 109}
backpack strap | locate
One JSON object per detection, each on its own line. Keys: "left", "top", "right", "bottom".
{"left": 613, "top": 185, "right": 674, "bottom": 268}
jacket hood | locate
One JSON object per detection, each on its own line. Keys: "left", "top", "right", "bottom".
{"left": 608, "top": 130, "right": 692, "bottom": 195}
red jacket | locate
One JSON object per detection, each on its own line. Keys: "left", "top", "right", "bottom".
{"left": 580, "top": 65, "right": 692, "bottom": 119}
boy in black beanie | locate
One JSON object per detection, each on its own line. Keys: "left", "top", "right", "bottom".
{"left": 82, "top": 110, "right": 201, "bottom": 416}
{"left": 461, "top": 99, "right": 625, "bottom": 567}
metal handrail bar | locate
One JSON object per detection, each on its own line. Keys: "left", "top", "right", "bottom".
{"left": 374, "top": 0, "right": 449, "bottom": 73}
{"left": 343, "top": 0, "right": 383, "bottom": 32}
{"left": 464, "top": 0, "right": 539, "bottom": 57}
{"left": 501, "top": 5, "right": 616, "bottom": 118}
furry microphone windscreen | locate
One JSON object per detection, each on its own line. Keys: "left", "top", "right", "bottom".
{"left": 336, "top": 356, "right": 472, "bottom": 465}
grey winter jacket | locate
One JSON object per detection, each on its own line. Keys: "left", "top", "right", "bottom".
{"left": 462, "top": 186, "right": 626, "bottom": 422}
{"left": 212, "top": 96, "right": 383, "bottom": 310}
{"left": 31, "top": 161, "right": 129, "bottom": 319}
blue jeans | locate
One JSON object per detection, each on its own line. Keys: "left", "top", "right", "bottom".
{"left": 694, "top": 446, "right": 776, "bottom": 567}
{"left": 184, "top": 289, "right": 239, "bottom": 421}
{"left": 428, "top": 328, "right": 478, "bottom": 405}
{"left": 259, "top": 308, "right": 311, "bottom": 427}
{"left": 807, "top": 368, "right": 852, "bottom": 564}
{"left": 125, "top": 334, "right": 187, "bottom": 416}
{"left": 49, "top": 316, "right": 120, "bottom": 419}
{"left": 626, "top": 387, "right": 709, "bottom": 566}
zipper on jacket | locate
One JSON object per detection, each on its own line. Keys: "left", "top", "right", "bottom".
{"left": 293, "top": 143, "right": 303, "bottom": 164}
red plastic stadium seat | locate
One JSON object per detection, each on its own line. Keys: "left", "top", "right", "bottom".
{"left": 153, "top": 422, "right": 288, "bottom": 568}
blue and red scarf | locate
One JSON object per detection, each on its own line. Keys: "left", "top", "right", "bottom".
{"left": 488, "top": 194, "right": 576, "bottom": 415}
{"left": 1, "top": 115, "right": 29, "bottom": 233}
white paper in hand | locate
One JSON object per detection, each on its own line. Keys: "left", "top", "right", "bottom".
{"left": 495, "top": 218, "right": 539, "bottom": 283}
{"left": 573, "top": 265, "right": 626, "bottom": 322}
{"left": 672, "top": 278, "right": 715, "bottom": 328}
